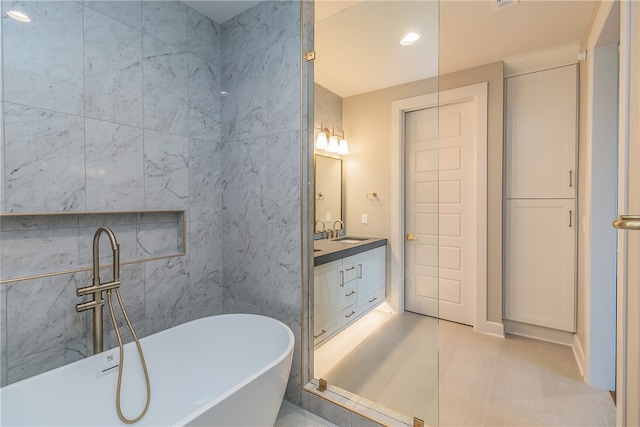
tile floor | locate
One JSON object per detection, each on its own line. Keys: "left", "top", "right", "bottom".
{"left": 314, "top": 309, "right": 617, "bottom": 426}
{"left": 275, "top": 400, "right": 338, "bottom": 427}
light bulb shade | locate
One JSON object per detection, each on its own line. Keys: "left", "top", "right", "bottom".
{"left": 327, "top": 135, "right": 339, "bottom": 152}
{"left": 338, "top": 139, "right": 349, "bottom": 155}
{"left": 316, "top": 132, "right": 328, "bottom": 150}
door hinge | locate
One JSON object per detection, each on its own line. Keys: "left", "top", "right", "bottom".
{"left": 304, "top": 51, "right": 316, "bottom": 62}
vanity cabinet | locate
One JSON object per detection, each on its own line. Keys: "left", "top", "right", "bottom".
{"left": 313, "top": 245, "right": 386, "bottom": 347}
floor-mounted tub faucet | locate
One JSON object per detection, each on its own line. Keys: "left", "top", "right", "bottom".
{"left": 76, "top": 226, "right": 121, "bottom": 354}
{"left": 75, "top": 226, "right": 151, "bottom": 423}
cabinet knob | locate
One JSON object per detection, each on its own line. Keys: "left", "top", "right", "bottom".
{"left": 406, "top": 233, "right": 417, "bottom": 241}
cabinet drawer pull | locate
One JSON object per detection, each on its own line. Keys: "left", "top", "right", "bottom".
{"left": 345, "top": 310, "right": 356, "bottom": 318}
{"left": 345, "top": 291, "right": 356, "bottom": 297}
{"left": 569, "top": 210, "right": 573, "bottom": 228}
{"left": 345, "top": 266, "right": 356, "bottom": 271}
{"left": 358, "top": 264, "right": 363, "bottom": 279}
{"left": 339, "top": 270, "right": 344, "bottom": 287}
{"left": 369, "top": 297, "right": 378, "bottom": 303}
{"left": 569, "top": 170, "right": 573, "bottom": 188}
{"left": 313, "top": 329, "right": 327, "bottom": 339}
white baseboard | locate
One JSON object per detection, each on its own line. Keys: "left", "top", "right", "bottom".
{"left": 503, "top": 320, "right": 575, "bottom": 346}
{"left": 573, "top": 334, "right": 586, "bottom": 379}
{"left": 486, "top": 321, "right": 505, "bottom": 338}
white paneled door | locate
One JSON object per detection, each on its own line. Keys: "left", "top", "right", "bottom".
{"left": 405, "top": 99, "right": 477, "bottom": 326}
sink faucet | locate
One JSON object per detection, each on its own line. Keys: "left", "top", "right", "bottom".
{"left": 332, "top": 220, "right": 344, "bottom": 239}
{"left": 75, "top": 227, "right": 122, "bottom": 354}
{"left": 315, "top": 219, "right": 326, "bottom": 234}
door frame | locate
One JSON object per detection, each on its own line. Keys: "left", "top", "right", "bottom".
{"left": 390, "top": 82, "right": 488, "bottom": 332}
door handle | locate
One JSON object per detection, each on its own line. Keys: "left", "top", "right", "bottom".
{"left": 406, "top": 233, "right": 417, "bottom": 241}
{"left": 613, "top": 214, "right": 640, "bottom": 231}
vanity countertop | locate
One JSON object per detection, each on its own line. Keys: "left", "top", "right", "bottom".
{"left": 314, "top": 236, "right": 387, "bottom": 266}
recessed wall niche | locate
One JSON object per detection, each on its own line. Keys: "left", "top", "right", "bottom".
{"left": 0, "top": 211, "right": 185, "bottom": 284}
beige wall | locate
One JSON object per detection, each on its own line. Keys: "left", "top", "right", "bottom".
{"left": 342, "top": 61, "right": 504, "bottom": 323}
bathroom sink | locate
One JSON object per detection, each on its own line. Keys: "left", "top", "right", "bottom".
{"left": 333, "top": 237, "right": 368, "bottom": 243}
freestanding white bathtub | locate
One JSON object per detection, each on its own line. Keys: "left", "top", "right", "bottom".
{"left": 0, "top": 314, "right": 295, "bottom": 426}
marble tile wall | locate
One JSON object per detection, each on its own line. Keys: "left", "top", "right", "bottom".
{"left": 219, "top": 0, "right": 306, "bottom": 405}
{"left": 0, "top": 1, "right": 337, "bottom": 421}
{"left": 0, "top": 0, "right": 224, "bottom": 385}
{"left": 314, "top": 83, "right": 343, "bottom": 143}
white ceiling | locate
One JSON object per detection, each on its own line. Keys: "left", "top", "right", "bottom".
{"left": 183, "top": 0, "right": 597, "bottom": 98}
{"left": 182, "top": 0, "right": 260, "bottom": 24}
{"left": 316, "top": 0, "right": 597, "bottom": 98}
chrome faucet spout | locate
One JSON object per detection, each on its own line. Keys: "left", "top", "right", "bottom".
{"left": 315, "top": 219, "right": 326, "bottom": 234}
{"left": 332, "top": 220, "right": 344, "bottom": 239}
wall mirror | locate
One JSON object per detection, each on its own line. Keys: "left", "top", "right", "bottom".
{"left": 314, "top": 155, "right": 342, "bottom": 231}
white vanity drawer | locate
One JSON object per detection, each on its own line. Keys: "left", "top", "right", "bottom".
{"left": 341, "top": 304, "right": 358, "bottom": 325}
{"left": 341, "top": 281, "right": 357, "bottom": 308}
{"left": 342, "top": 258, "right": 358, "bottom": 283}
{"left": 359, "top": 286, "right": 385, "bottom": 312}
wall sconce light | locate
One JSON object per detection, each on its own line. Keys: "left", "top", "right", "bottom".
{"left": 315, "top": 122, "right": 349, "bottom": 155}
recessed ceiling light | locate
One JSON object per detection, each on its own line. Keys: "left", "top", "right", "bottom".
{"left": 400, "top": 32, "right": 421, "bottom": 46}
{"left": 7, "top": 10, "right": 31, "bottom": 23}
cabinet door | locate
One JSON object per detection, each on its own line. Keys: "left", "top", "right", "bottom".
{"left": 354, "top": 246, "right": 386, "bottom": 310}
{"left": 504, "top": 199, "right": 576, "bottom": 331}
{"left": 313, "top": 260, "right": 341, "bottom": 344}
{"left": 506, "top": 65, "right": 577, "bottom": 198}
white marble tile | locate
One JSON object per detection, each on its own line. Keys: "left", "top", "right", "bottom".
{"left": 144, "top": 304, "right": 191, "bottom": 336}
{"left": 0, "top": 227, "right": 79, "bottom": 281}
{"left": 84, "top": 1, "right": 142, "bottom": 30}
{"left": 144, "top": 255, "right": 190, "bottom": 319}
{"left": 142, "top": 34, "right": 188, "bottom": 136}
{"left": 102, "top": 263, "right": 145, "bottom": 333}
{"left": 3, "top": 104, "right": 86, "bottom": 212}
{"left": 267, "top": 0, "right": 301, "bottom": 47}
{"left": 85, "top": 119, "right": 144, "bottom": 211}
{"left": 238, "top": 52, "right": 268, "bottom": 140}
{"left": 0, "top": 285, "right": 7, "bottom": 379}
{"left": 1, "top": 101, "right": 4, "bottom": 213}
{"left": 222, "top": 1, "right": 268, "bottom": 64}
{"left": 6, "top": 346, "right": 66, "bottom": 385}
{"left": 77, "top": 213, "right": 137, "bottom": 228}
{"left": 236, "top": 137, "right": 269, "bottom": 223}
{"left": 6, "top": 273, "right": 85, "bottom": 362}
{"left": 187, "top": 54, "right": 221, "bottom": 140}
{"left": 187, "top": 7, "right": 221, "bottom": 65}
{"left": 221, "top": 61, "right": 240, "bottom": 142}
{"left": 142, "top": 1, "right": 187, "bottom": 49}
{"left": 188, "top": 220, "right": 222, "bottom": 308}
{"left": 189, "top": 138, "right": 222, "bottom": 222}
{"left": 137, "top": 221, "right": 181, "bottom": 258}
{"left": 143, "top": 130, "right": 189, "bottom": 210}
{"left": 220, "top": 140, "right": 239, "bottom": 214}
{"left": 84, "top": 8, "right": 143, "bottom": 127}
{"left": 267, "top": 131, "right": 301, "bottom": 226}
{"left": 0, "top": 214, "right": 78, "bottom": 232}
{"left": 268, "top": 35, "right": 301, "bottom": 135}
{"left": 2, "top": 1, "right": 84, "bottom": 116}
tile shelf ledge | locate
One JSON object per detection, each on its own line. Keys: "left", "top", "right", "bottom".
{"left": 0, "top": 210, "right": 186, "bottom": 285}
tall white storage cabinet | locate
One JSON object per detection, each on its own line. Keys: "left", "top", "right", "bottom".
{"left": 504, "top": 65, "right": 578, "bottom": 332}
